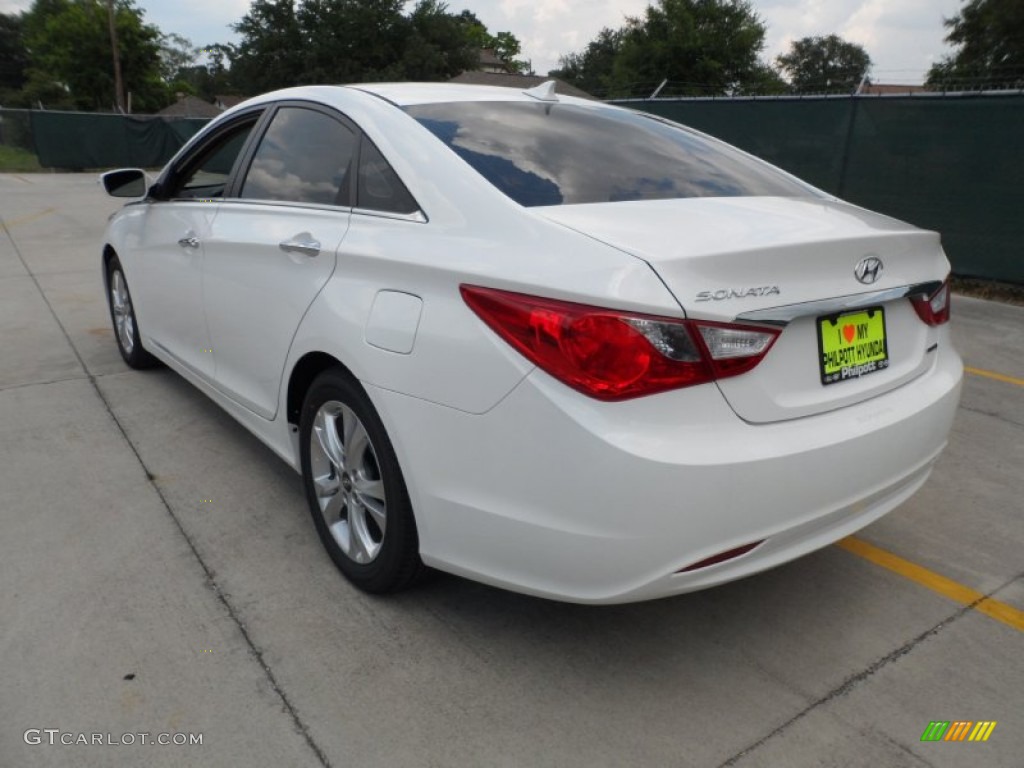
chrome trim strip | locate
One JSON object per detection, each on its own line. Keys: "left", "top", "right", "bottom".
{"left": 351, "top": 207, "right": 428, "bottom": 224}
{"left": 735, "top": 281, "right": 943, "bottom": 326}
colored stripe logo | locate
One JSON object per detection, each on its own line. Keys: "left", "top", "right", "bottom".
{"left": 921, "top": 721, "right": 997, "bottom": 742}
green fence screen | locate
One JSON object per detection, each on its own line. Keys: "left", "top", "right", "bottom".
{"left": 29, "top": 111, "right": 210, "bottom": 171}
{"left": 614, "top": 94, "right": 1024, "bottom": 284}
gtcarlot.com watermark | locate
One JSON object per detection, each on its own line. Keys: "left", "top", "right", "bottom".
{"left": 24, "top": 729, "right": 202, "bottom": 746}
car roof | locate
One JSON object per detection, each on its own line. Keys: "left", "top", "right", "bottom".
{"left": 345, "top": 82, "right": 598, "bottom": 108}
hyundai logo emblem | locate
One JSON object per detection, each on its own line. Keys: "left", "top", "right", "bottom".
{"left": 854, "top": 256, "right": 884, "bottom": 285}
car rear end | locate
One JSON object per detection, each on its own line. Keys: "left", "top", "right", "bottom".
{"left": 359, "top": 87, "right": 962, "bottom": 602}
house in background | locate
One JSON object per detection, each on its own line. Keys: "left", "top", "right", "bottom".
{"left": 157, "top": 94, "right": 223, "bottom": 118}
{"left": 450, "top": 48, "right": 596, "bottom": 100}
{"left": 450, "top": 71, "right": 595, "bottom": 100}
{"left": 214, "top": 95, "right": 248, "bottom": 111}
{"left": 477, "top": 48, "right": 511, "bottom": 75}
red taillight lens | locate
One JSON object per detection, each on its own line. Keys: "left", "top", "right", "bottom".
{"left": 461, "top": 285, "right": 779, "bottom": 401}
{"left": 910, "top": 280, "right": 951, "bottom": 326}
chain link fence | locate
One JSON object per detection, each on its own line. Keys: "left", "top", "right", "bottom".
{"left": 0, "top": 108, "right": 210, "bottom": 171}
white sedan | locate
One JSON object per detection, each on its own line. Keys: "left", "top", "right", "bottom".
{"left": 100, "top": 82, "right": 962, "bottom": 603}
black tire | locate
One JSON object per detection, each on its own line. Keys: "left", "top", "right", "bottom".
{"left": 105, "top": 255, "right": 158, "bottom": 369}
{"left": 299, "top": 368, "right": 423, "bottom": 594}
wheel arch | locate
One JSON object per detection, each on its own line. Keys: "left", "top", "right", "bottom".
{"left": 286, "top": 351, "right": 357, "bottom": 426}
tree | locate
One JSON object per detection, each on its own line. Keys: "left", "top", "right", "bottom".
{"left": 230, "top": 0, "right": 304, "bottom": 92}
{"left": 22, "top": 0, "right": 166, "bottom": 111}
{"left": 453, "top": 9, "right": 527, "bottom": 73}
{"left": 776, "top": 34, "right": 871, "bottom": 93}
{"left": 550, "top": 27, "right": 623, "bottom": 96}
{"left": 554, "top": 0, "right": 771, "bottom": 98}
{"left": 401, "top": 1, "right": 480, "bottom": 82}
{"left": 926, "top": 0, "right": 1024, "bottom": 90}
{"left": 0, "top": 13, "right": 30, "bottom": 94}
{"left": 158, "top": 32, "right": 197, "bottom": 85}
{"left": 231, "top": 0, "right": 523, "bottom": 92}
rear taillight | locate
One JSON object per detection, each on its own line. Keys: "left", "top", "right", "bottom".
{"left": 910, "top": 280, "right": 951, "bottom": 326}
{"left": 461, "top": 285, "right": 779, "bottom": 401}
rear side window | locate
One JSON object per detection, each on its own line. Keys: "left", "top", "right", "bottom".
{"left": 241, "top": 107, "right": 356, "bottom": 206}
{"left": 356, "top": 139, "right": 419, "bottom": 215}
{"left": 405, "top": 101, "right": 817, "bottom": 207}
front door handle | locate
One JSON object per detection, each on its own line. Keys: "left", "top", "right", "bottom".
{"left": 177, "top": 234, "right": 199, "bottom": 249}
{"left": 279, "top": 232, "right": 321, "bottom": 258}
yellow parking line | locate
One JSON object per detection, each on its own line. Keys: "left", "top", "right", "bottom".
{"left": 2, "top": 207, "right": 56, "bottom": 228}
{"left": 965, "top": 366, "right": 1024, "bottom": 388}
{"left": 837, "top": 536, "right": 1024, "bottom": 633}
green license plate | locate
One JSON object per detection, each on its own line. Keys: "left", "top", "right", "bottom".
{"left": 817, "top": 307, "right": 889, "bottom": 385}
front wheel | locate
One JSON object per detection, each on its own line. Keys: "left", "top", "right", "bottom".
{"left": 299, "top": 368, "right": 423, "bottom": 594}
{"left": 106, "top": 255, "right": 158, "bottom": 369}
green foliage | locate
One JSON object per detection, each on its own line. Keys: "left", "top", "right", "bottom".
{"left": 230, "top": 0, "right": 496, "bottom": 92}
{"left": 553, "top": 0, "right": 773, "bottom": 98}
{"left": 550, "top": 28, "right": 623, "bottom": 95}
{"left": 926, "top": 0, "right": 1024, "bottom": 90}
{"left": 0, "top": 13, "right": 29, "bottom": 92}
{"left": 775, "top": 34, "right": 872, "bottom": 93}
{"left": 22, "top": 0, "right": 166, "bottom": 111}
{"left": 0, "top": 144, "right": 42, "bottom": 172}
{"left": 171, "top": 43, "right": 237, "bottom": 102}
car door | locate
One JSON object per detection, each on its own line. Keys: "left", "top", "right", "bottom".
{"left": 132, "top": 113, "right": 263, "bottom": 378}
{"left": 202, "top": 103, "right": 357, "bottom": 419}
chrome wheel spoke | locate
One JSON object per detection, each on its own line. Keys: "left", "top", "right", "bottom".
{"left": 347, "top": 504, "right": 372, "bottom": 563}
{"left": 353, "top": 476, "right": 386, "bottom": 532}
{"left": 346, "top": 419, "right": 370, "bottom": 467}
{"left": 313, "top": 409, "right": 346, "bottom": 471}
{"left": 313, "top": 471, "right": 340, "bottom": 499}
{"left": 322, "top": 489, "right": 346, "bottom": 520}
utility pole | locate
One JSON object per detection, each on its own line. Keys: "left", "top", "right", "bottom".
{"left": 106, "top": 0, "right": 125, "bottom": 113}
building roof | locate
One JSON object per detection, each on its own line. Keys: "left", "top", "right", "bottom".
{"left": 477, "top": 48, "right": 509, "bottom": 71}
{"left": 449, "top": 72, "right": 596, "bottom": 101}
{"left": 215, "top": 94, "right": 248, "bottom": 109}
{"left": 158, "top": 94, "right": 222, "bottom": 118}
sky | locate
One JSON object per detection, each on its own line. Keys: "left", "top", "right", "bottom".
{"left": 1, "top": 0, "right": 965, "bottom": 85}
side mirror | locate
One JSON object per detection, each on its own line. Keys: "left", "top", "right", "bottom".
{"left": 100, "top": 168, "right": 149, "bottom": 198}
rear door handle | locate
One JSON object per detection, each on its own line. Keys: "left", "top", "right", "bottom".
{"left": 178, "top": 234, "right": 199, "bottom": 249}
{"left": 279, "top": 233, "right": 321, "bottom": 258}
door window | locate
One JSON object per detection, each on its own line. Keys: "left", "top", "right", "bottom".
{"left": 173, "top": 118, "right": 259, "bottom": 200}
{"left": 241, "top": 107, "right": 357, "bottom": 206}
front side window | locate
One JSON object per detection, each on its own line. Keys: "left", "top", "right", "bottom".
{"left": 242, "top": 107, "right": 356, "bottom": 206}
{"left": 173, "top": 118, "right": 258, "bottom": 199}
{"left": 405, "top": 101, "right": 819, "bottom": 207}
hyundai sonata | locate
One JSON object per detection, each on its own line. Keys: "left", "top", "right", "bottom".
{"left": 100, "top": 82, "right": 962, "bottom": 603}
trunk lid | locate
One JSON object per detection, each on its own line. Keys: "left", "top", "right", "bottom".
{"left": 537, "top": 197, "right": 949, "bottom": 423}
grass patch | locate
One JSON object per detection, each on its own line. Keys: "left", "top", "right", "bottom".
{"left": 0, "top": 145, "right": 42, "bottom": 172}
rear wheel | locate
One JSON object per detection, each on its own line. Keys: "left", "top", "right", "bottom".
{"left": 299, "top": 368, "right": 423, "bottom": 593}
{"left": 106, "top": 255, "right": 157, "bottom": 369}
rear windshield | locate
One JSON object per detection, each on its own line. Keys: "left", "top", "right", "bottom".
{"left": 405, "top": 101, "right": 816, "bottom": 207}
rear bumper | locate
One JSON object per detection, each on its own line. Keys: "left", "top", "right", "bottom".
{"left": 371, "top": 345, "right": 962, "bottom": 603}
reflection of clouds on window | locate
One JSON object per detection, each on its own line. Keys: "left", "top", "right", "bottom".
{"left": 242, "top": 108, "right": 354, "bottom": 205}
{"left": 410, "top": 102, "right": 817, "bottom": 207}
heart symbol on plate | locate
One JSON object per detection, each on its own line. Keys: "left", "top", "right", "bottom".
{"left": 842, "top": 324, "right": 856, "bottom": 343}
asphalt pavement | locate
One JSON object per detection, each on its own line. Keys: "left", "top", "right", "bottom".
{"left": 2, "top": 173, "right": 1022, "bottom": 768}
